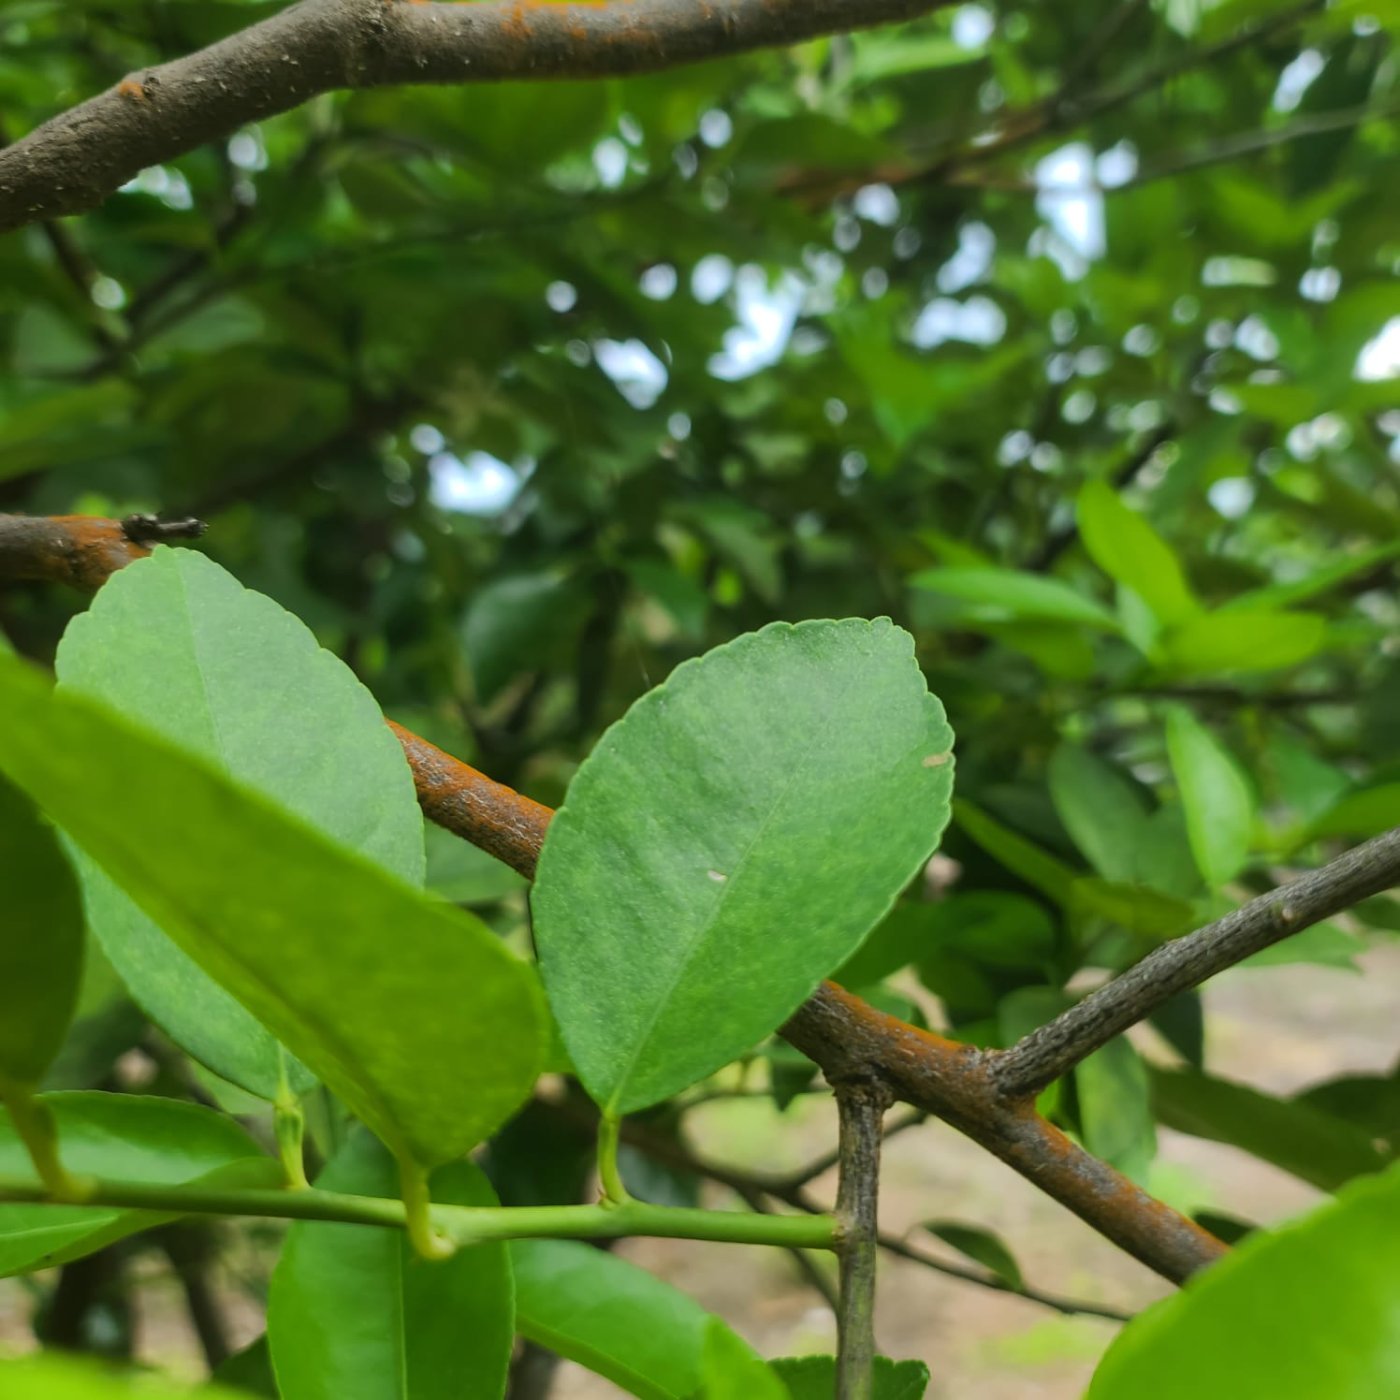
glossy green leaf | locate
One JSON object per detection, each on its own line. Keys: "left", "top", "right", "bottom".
{"left": 1089, "top": 1161, "right": 1400, "bottom": 1399}
{"left": 269, "top": 1132, "right": 512, "bottom": 1400}
{"left": 0, "top": 654, "right": 544, "bottom": 1170}
{"left": 1151, "top": 1067, "right": 1388, "bottom": 1191}
{"left": 1239, "top": 920, "right": 1363, "bottom": 970}
{"left": 512, "top": 1238, "right": 752, "bottom": 1400}
{"left": 699, "top": 1319, "right": 786, "bottom": 1400}
{"left": 773, "top": 1355, "right": 930, "bottom": 1399}
{"left": 1077, "top": 1036, "right": 1156, "bottom": 1183}
{"left": 214, "top": 1337, "right": 278, "bottom": 1398}
{"left": 1305, "top": 783, "right": 1400, "bottom": 841}
{"left": 0, "top": 1091, "right": 275, "bottom": 1276}
{"left": 1162, "top": 609, "right": 1328, "bottom": 676}
{"left": 1047, "top": 744, "right": 1150, "bottom": 883}
{"left": 922, "top": 1221, "right": 1024, "bottom": 1290}
{"left": 909, "top": 567, "right": 1120, "bottom": 630}
{"left": 1165, "top": 708, "right": 1254, "bottom": 888}
{"left": 0, "top": 1353, "right": 254, "bottom": 1399}
{"left": 1297, "top": 1068, "right": 1400, "bottom": 1145}
{"left": 833, "top": 902, "right": 942, "bottom": 989}
{"left": 533, "top": 619, "right": 955, "bottom": 1113}
{"left": 0, "top": 775, "right": 83, "bottom": 1091}
{"left": 55, "top": 548, "right": 425, "bottom": 1100}
{"left": 424, "top": 821, "right": 527, "bottom": 905}
{"left": 461, "top": 570, "right": 590, "bottom": 705}
{"left": 952, "top": 800, "right": 1076, "bottom": 905}
{"left": 1077, "top": 481, "right": 1198, "bottom": 626}
{"left": 1223, "top": 540, "right": 1400, "bottom": 612}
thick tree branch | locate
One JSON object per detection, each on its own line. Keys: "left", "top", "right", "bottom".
{"left": 0, "top": 0, "right": 954, "bottom": 234}
{"left": 0, "top": 510, "right": 1231, "bottom": 1285}
{"left": 991, "top": 827, "right": 1400, "bottom": 1099}
{"left": 0, "top": 512, "right": 202, "bottom": 591}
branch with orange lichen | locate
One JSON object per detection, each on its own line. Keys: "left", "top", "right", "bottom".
{"left": 0, "top": 0, "right": 958, "bottom": 233}
{"left": 9, "top": 511, "right": 1400, "bottom": 1288}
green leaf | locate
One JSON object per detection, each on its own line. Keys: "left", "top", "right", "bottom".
{"left": 1076, "top": 1036, "right": 1156, "bottom": 1183}
{"left": 922, "top": 1221, "right": 1024, "bottom": 1290}
{"left": 269, "top": 1132, "right": 512, "bottom": 1400}
{"left": 699, "top": 1318, "right": 786, "bottom": 1400}
{"left": 512, "top": 1238, "right": 749, "bottom": 1400}
{"left": 0, "top": 776, "right": 83, "bottom": 1091}
{"left": 424, "top": 822, "right": 527, "bottom": 904}
{"left": 55, "top": 549, "right": 425, "bottom": 1100}
{"left": 1077, "top": 481, "right": 1198, "bottom": 626}
{"left": 533, "top": 619, "right": 955, "bottom": 1114}
{"left": 1151, "top": 1067, "right": 1389, "bottom": 1191}
{"left": 1305, "top": 783, "right": 1400, "bottom": 841}
{"left": 0, "top": 654, "right": 544, "bottom": 1170}
{"left": 461, "top": 570, "right": 591, "bottom": 706}
{"left": 0, "top": 1091, "right": 275, "bottom": 1276}
{"left": 771, "top": 1355, "right": 930, "bottom": 1399}
{"left": 952, "top": 800, "right": 1076, "bottom": 905}
{"left": 213, "top": 1336, "right": 278, "bottom": 1398}
{"left": 1165, "top": 709, "right": 1254, "bottom": 888}
{"left": 1088, "top": 1161, "right": 1400, "bottom": 1398}
{"left": 1047, "top": 744, "right": 1150, "bottom": 883}
{"left": 1238, "top": 920, "right": 1363, "bottom": 970}
{"left": 1222, "top": 540, "right": 1400, "bottom": 612}
{"left": 1161, "top": 609, "right": 1328, "bottom": 676}
{"left": 909, "top": 568, "right": 1121, "bottom": 630}
{"left": 0, "top": 1352, "right": 255, "bottom": 1398}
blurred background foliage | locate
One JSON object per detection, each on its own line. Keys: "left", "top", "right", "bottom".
{"left": 1, "top": 0, "right": 1399, "bottom": 1377}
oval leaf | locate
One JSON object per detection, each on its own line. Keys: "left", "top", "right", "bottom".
{"left": 0, "top": 776, "right": 83, "bottom": 1091}
{"left": 1077, "top": 481, "right": 1198, "bottom": 626}
{"left": 922, "top": 1222, "right": 1024, "bottom": 1290}
{"left": 532, "top": 618, "right": 955, "bottom": 1113}
{"left": 1165, "top": 708, "right": 1254, "bottom": 888}
{"left": 0, "top": 1091, "right": 274, "bottom": 1276}
{"left": 1047, "top": 744, "right": 1150, "bottom": 884}
{"left": 909, "top": 567, "right": 1120, "bottom": 630}
{"left": 0, "top": 654, "right": 544, "bottom": 1169}
{"left": 269, "top": 1132, "right": 512, "bottom": 1400}
{"left": 0, "top": 1353, "right": 255, "bottom": 1399}
{"left": 512, "top": 1238, "right": 750, "bottom": 1400}
{"left": 55, "top": 549, "right": 425, "bottom": 1099}
{"left": 773, "top": 1355, "right": 931, "bottom": 1399}
{"left": 1162, "top": 609, "right": 1328, "bottom": 676}
{"left": 1089, "top": 1161, "right": 1400, "bottom": 1398}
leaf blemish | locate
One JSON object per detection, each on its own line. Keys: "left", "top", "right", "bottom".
{"left": 706, "top": 869, "right": 728, "bottom": 883}
{"left": 923, "top": 752, "right": 950, "bottom": 767}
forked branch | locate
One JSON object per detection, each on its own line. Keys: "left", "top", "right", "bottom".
{"left": 5, "top": 513, "right": 1400, "bottom": 1289}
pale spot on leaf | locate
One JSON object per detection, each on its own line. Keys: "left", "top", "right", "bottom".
{"left": 707, "top": 869, "right": 728, "bottom": 883}
{"left": 923, "top": 752, "right": 951, "bottom": 767}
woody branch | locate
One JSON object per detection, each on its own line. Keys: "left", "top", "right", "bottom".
{"left": 0, "top": 0, "right": 955, "bottom": 233}
{"left": 7, "top": 514, "right": 1400, "bottom": 1286}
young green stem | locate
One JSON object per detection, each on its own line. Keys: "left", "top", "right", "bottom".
{"left": 399, "top": 1159, "right": 457, "bottom": 1261}
{"left": 0, "top": 1173, "right": 840, "bottom": 1250}
{"left": 2, "top": 1091, "right": 84, "bottom": 1201}
{"left": 597, "top": 1112, "right": 631, "bottom": 1205}
{"left": 834, "top": 1081, "right": 888, "bottom": 1400}
{"left": 273, "top": 1095, "right": 310, "bottom": 1191}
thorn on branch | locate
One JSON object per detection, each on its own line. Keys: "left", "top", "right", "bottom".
{"left": 120, "top": 513, "right": 208, "bottom": 545}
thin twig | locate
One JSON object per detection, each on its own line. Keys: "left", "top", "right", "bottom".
{"left": 992, "top": 826, "right": 1400, "bottom": 1098}
{"left": 834, "top": 1082, "right": 888, "bottom": 1400}
{"left": 871, "top": 1229, "right": 1132, "bottom": 1323}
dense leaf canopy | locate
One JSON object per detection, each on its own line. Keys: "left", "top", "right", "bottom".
{"left": 0, "top": 0, "right": 1397, "bottom": 1391}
